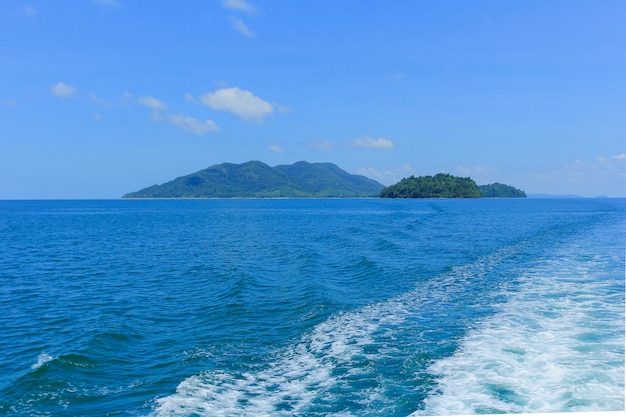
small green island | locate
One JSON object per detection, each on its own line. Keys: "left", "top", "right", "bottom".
{"left": 478, "top": 182, "right": 527, "bottom": 198}
{"left": 380, "top": 173, "right": 526, "bottom": 198}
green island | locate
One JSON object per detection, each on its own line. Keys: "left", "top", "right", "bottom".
{"left": 478, "top": 182, "right": 527, "bottom": 198}
{"left": 380, "top": 173, "right": 526, "bottom": 198}
{"left": 123, "top": 161, "right": 526, "bottom": 199}
{"left": 122, "top": 160, "right": 385, "bottom": 198}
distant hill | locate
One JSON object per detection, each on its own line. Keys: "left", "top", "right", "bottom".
{"left": 122, "top": 161, "right": 385, "bottom": 198}
{"left": 479, "top": 183, "right": 526, "bottom": 198}
{"left": 379, "top": 174, "right": 526, "bottom": 198}
{"left": 527, "top": 193, "right": 584, "bottom": 199}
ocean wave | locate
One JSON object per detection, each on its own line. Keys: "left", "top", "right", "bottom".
{"left": 31, "top": 353, "right": 54, "bottom": 370}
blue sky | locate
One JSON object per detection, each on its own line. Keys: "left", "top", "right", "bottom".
{"left": 1, "top": 0, "right": 625, "bottom": 198}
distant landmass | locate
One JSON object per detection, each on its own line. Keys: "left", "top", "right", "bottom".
{"left": 527, "top": 193, "right": 584, "bottom": 199}
{"left": 479, "top": 183, "right": 526, "bottom": 198}
{"left": 122, "top": 161, "right": 385, "bottom": 198}
{"left": 380, "top": 174, "right": 526, "bottom": 198}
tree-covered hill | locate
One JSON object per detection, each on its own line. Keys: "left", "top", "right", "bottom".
{"left": 478, "top": 183, "right": 526, "bottom": 197}
{"left": 379, "top": 174, "right": 526, "bottom": 198}
{"left": 379, "top": 173, "right": 482, "bottom": 198}
{"left": 122, "top": 161, "right": 384, "bottom": 198}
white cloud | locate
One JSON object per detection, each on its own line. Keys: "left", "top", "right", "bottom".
{"left": 222, "top": 0, "right": 257, "bottom": 14}
{"left": 229, "top": 16, "right": 254, "bottom": 37}
{"left": 352, "top": 137, "right": 395, "bottom": 149}
{"left": 91, "top": 112, "right": 102, "bottom": 121}
{"left": 152, "top": 112, "right": 219, "bottom": 135}
{"left": 166, "top": 113, "right": 219, "bottom": 135}
{"left": 200, "top": 87, "right": 273, "bottom": 122}
{"left": 138, "top": 96, "right": 167, "bottom": 110}
{"left": 89, "top": 93, "right": 113, "bottom": 107}
{"left": 0, "top": 98, "right": 17, "bottom": 106}
{"left": 269, "top": 144, "right": 285, "bottom": 153}
{"left": 51, "top": 82, "right": 77, "bottom": 98}
{"left": 184, "top": 93, "right": 197, "bottom": 103}
{"left": 613, "top": 153, "right": 626, "bottom": 160}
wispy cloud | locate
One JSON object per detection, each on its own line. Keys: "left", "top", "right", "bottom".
{"left": 310, "top": 139, "right": 333, "bottom": 151}
{"left": 269, "top": 144, "right": 285, "bottom": 153}
{"left": 357, "top": 164, "right": 414, "bottom": 185}
{"left": 89, "top": 93, "right": 113, "bottom": 107}
{"left": 137, "top": 96, "right": 167, "bottom": 110}
{"left": 51, "top": 82, "right": 77, "bottom": 98}
{"left": 165, "top": 113, "right": 219, "bottom": 135}
{"left": 199, "top": 87, "right": 273, "bottom": 122}
{"left": 151, "top": 112, "right": 219, "bottom": 135}
{"left": 222, "top": 0, "right": 259, "bottom": 37}
{"left": 222, "top": 0, "right": 257, "bottom": 14}
{"left": 274, "top": 103, "right": 290, "bottom": 113}
{"left": 119, "top": 92, "right": 134, "bottom": 107}
{"left": 455, "top": 165, "right": 497, "bottom": 183}
{"left": 0, "top": 98, "right": 17, "bottom": 106}
{"left": 229, "top": 16, "right": 254, "bottom": 37}
{"left": 528, "top": 154, "right": 626, "bottom": 195}
{"left": 351, "top": 137, "right": 395, "bottom": 149}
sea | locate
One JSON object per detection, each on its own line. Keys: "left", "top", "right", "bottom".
{"left": 0, "top": 198, "right": 624, "bottom": 417}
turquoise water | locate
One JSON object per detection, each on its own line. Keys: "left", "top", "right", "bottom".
{"left": 1, "top": 198, "right": 624, "bottom": 416}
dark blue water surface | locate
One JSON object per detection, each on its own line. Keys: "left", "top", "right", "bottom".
{"left": 1, "top": 198, "right": 624, "bottom": 416}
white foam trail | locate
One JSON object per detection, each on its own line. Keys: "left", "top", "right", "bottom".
{"left": 414, "top": 242, "right": 625, "bottom": 415}
{"left": 152, "top": 311, "right": 384, "bottom": 416}
{"left": 31, "top": 353, "right": 54, "bottom": 370}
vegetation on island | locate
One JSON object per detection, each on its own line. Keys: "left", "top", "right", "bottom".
{"left": 122, "top": 161, "right": 385, "bottom": 198}
{"left": 379, "top": 173, "right": 482, "bottom": 198}
{"left": 478, "top": 183, "right": 526, "bottom": 198}
{"left": 379, "top": 174, "right": 526, "bottom": 198}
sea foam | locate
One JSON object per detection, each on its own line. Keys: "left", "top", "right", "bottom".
{"left": 414, "top": 233, "right": 625, "bottom": 415}
{"left": 31, "top": 353, "right": 54, "bottom": 370}
{"left": 152, "top": 306, "right": 403, "bottom": 416}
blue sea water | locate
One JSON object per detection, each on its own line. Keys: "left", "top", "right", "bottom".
{"left": 0, "top": 198, "right": 624, "bottom": 416}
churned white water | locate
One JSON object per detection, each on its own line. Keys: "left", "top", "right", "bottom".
{"left": 31, "top": 353, "right": 54, "bottom": 370}
{"left": 153, "top": 303, "right": 408, "bottom": 416}
{"left": 414, "top": 225, "right": 625, "bottom": 415}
